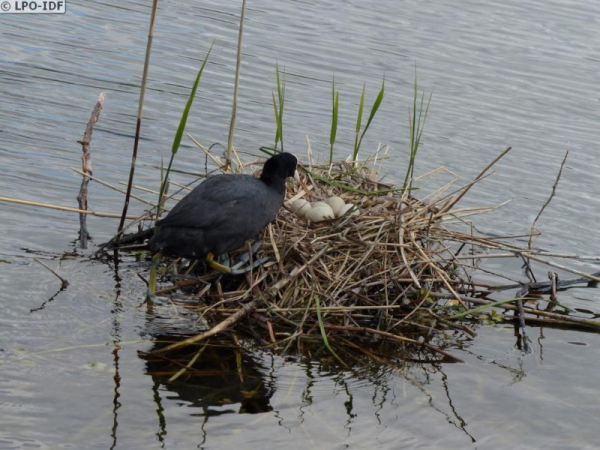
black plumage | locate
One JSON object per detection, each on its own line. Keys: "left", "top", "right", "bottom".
{"left": 148, "top": 152, "right": 298, "bottom": 261}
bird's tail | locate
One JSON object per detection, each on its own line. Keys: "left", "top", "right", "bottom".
{"left": 96, "top": 228, "right": 155, "bottom": 254}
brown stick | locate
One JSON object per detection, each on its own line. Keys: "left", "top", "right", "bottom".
{"left": 152, "top": 297, "right": 260, "bottom": 353}
{"left": 77, "top": 92, "right": 105, "bottom": 248}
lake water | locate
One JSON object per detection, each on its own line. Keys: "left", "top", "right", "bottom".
{"left": 1, "top": 0, "right": 599, "bottom": 448}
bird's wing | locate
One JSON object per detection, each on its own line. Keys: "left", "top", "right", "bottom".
{"left": 156, "top": 175, "right": 266, "bottom": 230}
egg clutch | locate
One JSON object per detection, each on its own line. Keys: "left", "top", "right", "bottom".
{"left": 288, "top": 196, "right": 359, "bottom": 223}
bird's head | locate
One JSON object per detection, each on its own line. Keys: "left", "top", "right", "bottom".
{"left": 260, "top": 152, "right": 299, "bottom": 185}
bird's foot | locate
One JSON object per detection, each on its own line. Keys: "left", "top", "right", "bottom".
{"left": 207, "top": 240, "right": 272, "bottom": 274}
{"left": 230, "top": 240, "right": 271, "bottom": 274}
{"left": 207, "top": 253, "right": 232, "bottom": 273}
{"left": 230, "top": 256, "right": 272, "bottom": 275}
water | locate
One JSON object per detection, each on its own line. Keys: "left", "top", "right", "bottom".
{"left": 1, "top": 0, "right": 600, "bottom": 448}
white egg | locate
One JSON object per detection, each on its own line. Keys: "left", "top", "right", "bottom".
{"left": 306, "top": 205, "right": 335, "bottom": 222}
{"left": 336, "top": 203, "right": 359, "bottom": 218}
{"left": 311, "top": 201, "right": 330, "bottom": 210}
{"left": 325, "top": 196, "right": 345, "bottom": 216}
{"left": 290, "top": 198, "right": 312, "bottom": 217}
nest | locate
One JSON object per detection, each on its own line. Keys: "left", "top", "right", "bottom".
{"left": 107, "top": 148, "right": 600, "bottom": 366}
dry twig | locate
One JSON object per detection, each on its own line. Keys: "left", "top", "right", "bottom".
{"left": 77, "top": 92, "right": 105, "bottom": 248}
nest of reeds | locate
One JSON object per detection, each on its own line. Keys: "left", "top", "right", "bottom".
{"left": 107, "top": 148, "right": 600, "bottom": 364}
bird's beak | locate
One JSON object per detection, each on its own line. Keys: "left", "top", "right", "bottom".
{"left": 294, "top": 169, "right": 300, "bottom": 182}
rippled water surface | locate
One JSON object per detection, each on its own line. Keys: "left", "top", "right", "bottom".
{"left": 1, "top": 1, "right": 600, "bottom": 448}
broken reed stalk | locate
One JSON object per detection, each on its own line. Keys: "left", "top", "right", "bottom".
{"left": 77, "top": 92, "right": 105, "bottom": 249}
{"left": 224, "top": 0, "right": 247, "bottom": 171}
{"left": 116, "top": 0, "right": 159, "bottom": 243}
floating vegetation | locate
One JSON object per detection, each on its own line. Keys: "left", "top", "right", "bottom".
{"left": 99, "top": 144, "right": 600, "bottom": 367}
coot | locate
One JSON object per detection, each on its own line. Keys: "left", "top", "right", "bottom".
{"left": 147, "top": 152, "right": 299, "bottom": 296}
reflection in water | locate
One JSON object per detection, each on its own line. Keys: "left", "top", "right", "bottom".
{"left": 132, "top": 297, "right": 600, "bottom": 448}
{"left": 136, "top": 303, "right": 480, "bottom": 446}
{"left": 110, "top": 290, "right": 124, "bottom": 450}
{"left": 29, "top": 285, "right": 66, "bottom": 313}
{"left": 151, "top": 376, "right": 167, "bottom": 448}
{"left": 110, "top": 343, "right": 121, "bottom": 450}
{"left": 440, "top": 370, "right": 476, "bottom": 443}
{"left": 26, "top": 246, "right": 79, "bottom": 312}
{"left": 138, "top": 334, "right": 277, "bottom": 446}
{"left": 140, "top": 338, "right": 275, "bottom": 416}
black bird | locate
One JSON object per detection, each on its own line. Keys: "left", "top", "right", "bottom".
{"left": 147, "top": 152, "right": 299, "bottom": 297}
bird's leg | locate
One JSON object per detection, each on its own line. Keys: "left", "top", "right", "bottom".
{"left": 146, "top": 252, "right": 163, "bottom": 301}
{"left": 206, "top": 252, "right": 232, "bottom": 274}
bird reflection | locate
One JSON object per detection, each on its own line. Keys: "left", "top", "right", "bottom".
{"left": 139, "top": 336, "right": 274, "bottom": 416}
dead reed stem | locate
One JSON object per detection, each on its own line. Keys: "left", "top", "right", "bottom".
{"left": 116, "top": 0, "right": 159, "bottom": 242}
{"left": 0, "top": 196, "right": 138, "bottom": 219}
{"left": 225, "top": 0, "right": 247, "bottom": 171}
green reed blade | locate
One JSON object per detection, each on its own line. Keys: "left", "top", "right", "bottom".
{"left": 272, "top": 91, "right": 281, "bottom": 147}
{"left": 314, "top": 294, "right": 347, "bottom": 367}
{"left": 171, "top": 43, "right": 213, "bottom": 157}
{"left": 353, "top": 79, "right": 385, "bottom": 162}
{"left": 403, "top": 68, "right": 431, "bottom": 191}
{"left": 352, "top": 83, "right": 366, "bottom": 160}
{"left": 157, "top": 43, "right": 213, "bottom": 218}
{"left": 273, "top": 64, "right": 285, "bottom": 152}
{"left": 259, "top": 146, "right": 277, "bottom": 157}
{"left": 329, "top": 77, "right": 339, "bottom": 165}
